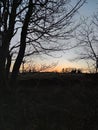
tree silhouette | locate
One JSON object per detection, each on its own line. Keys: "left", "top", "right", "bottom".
{"left": 74, "top": 19, "right": 98, "bottom": 73}
{"left": 0, "top": 0, "right": 86, "bottom": 87}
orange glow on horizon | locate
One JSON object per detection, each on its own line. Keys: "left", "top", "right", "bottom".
{"left": 19, "top": 63, "right": 89, "bottom": 73}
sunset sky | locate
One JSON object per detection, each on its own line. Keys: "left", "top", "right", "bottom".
{"left": 12, "top": 0, "right": 98, "bottom": 73}
{"left": 29, "top": 0, "right": 98, "bottom": 72}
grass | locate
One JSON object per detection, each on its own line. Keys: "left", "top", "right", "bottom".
{"left": 0, "top": 72, "right": 98, "bottom": 130}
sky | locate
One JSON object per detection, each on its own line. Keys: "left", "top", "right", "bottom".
{"left": 30, "top": 0, "right": 98, "bottom": 72}
{"left": 79, "top": 0, "right": 98, "bottom": 16}
{"left": 11, "top": 0, "right": 98, "bottom": 72}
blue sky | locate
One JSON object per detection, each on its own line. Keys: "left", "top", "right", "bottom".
{"left": 33, "top": 0, "right": 98, "bottom": 72}
{"left": 79, "top": 0, "right": 98, "bottom": 16}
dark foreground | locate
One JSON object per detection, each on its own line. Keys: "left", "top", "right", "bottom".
{"left": 0, "top": 73, "right": 98, "bottom": 130}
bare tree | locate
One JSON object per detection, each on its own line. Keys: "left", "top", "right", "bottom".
{"left": 0, "top": 0, "right": 23, "bottom": 87}
{"left": 0, "top": 0, "right": 86, "bottom": 87}
{"left": 25, "top": 62, "right": 58, "bottom": 72}
{"left": 74, "top": 19, "right": 98, "bottom": 73}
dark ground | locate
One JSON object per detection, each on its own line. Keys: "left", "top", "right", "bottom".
{"left": 0, "top": 72, "right": 98, "bottom": 130}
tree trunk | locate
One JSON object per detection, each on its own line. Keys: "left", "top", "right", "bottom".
{"left": 10, "top": 1, "right": 33, "bottom": 85}
{"left": 0, "top": 46, "right": 8, "bottom": 88}
{"left": 5, "top": 53, "right": 12, "bottom": 79}
{"left": 10, "top": 45, "right": 26, "bottom": 85}
{"left": 0, "top": 1, "right": 23, "bottom": 88}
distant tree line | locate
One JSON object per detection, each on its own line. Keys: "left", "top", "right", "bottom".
{"left": 62, "top": 68, "right": 82, "bottom": 74}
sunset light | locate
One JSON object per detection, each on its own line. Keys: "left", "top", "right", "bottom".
{"left": 0, "top": 1, "right": 98, "bottom": 129}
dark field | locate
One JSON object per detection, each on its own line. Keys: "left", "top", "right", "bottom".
{"left": 0, "top": 73, "right": 98, "bottom": 130}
